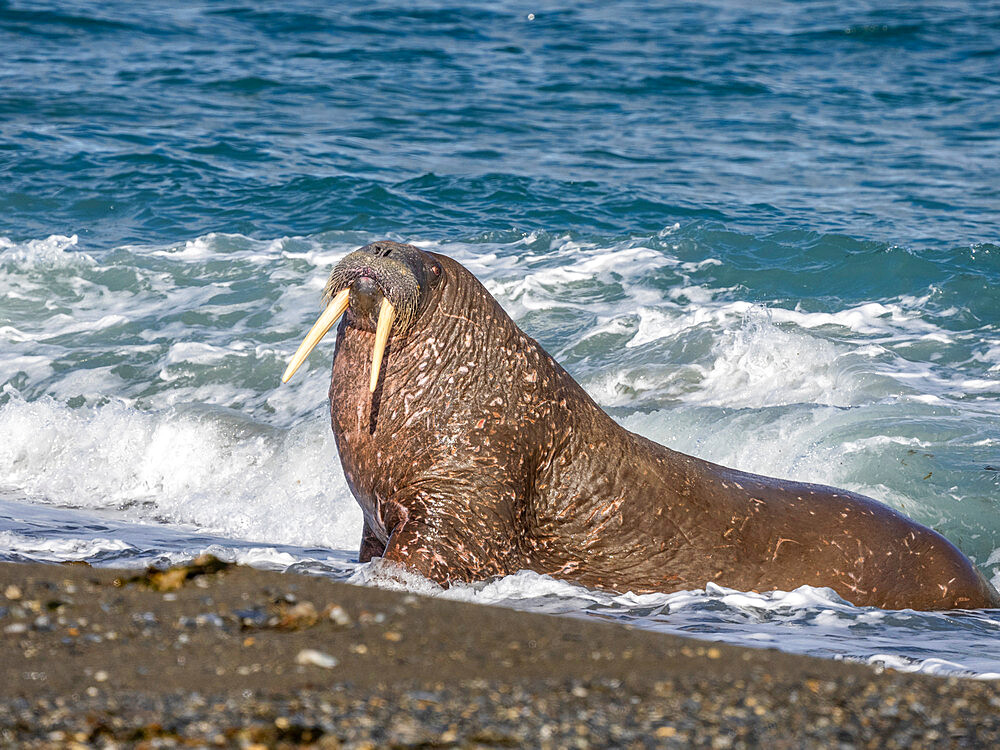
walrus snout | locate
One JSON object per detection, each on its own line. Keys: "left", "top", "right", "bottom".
{"left": 348, "top": 276, "right": 384, "bottom": 324}
{"left": 281, "top": 240, "right": 440, "bottom": 391}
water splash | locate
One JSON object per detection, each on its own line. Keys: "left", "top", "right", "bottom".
{"left": 1, "top": 228, "right": 998, "bottom": 677}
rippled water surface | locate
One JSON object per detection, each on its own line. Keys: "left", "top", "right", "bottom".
{"left": 2, "top": 1, "right": 999, "bottom": 676}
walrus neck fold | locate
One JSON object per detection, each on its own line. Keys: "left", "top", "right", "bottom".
{"left": 332, "top": 257, "right": 504, "bottom": 410}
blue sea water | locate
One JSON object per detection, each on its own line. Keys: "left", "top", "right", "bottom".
{"left": 2, "top": 1, "right": 1000, "bottom": 676}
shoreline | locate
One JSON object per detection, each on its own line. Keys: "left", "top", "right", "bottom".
{"left": 2, "top": 559, "right": 998, "bottom": 747}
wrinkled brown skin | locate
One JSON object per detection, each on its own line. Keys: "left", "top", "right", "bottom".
{"left": 330, "top": 252, "right": 999, "bottom": 611}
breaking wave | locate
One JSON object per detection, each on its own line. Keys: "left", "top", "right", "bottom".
{"left": 1, "top": 228, "right": 999, "bottom": 677}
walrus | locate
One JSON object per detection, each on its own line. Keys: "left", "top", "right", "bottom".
{"left": 282, "top": 240, "right": 999, "bottom": 611}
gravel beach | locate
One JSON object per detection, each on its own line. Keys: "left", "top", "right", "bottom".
{"left": 2, "top": 559, "right": 999, "bottom": 748}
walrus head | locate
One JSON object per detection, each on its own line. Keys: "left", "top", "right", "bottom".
{"left": 281, "top": 241, "right": 443, "bottom": 391}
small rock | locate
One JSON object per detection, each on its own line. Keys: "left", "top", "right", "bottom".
{"left": 4, "top": 585, "right": 22, "bottom": 600}
{"left": 117, "top": 555, "right": 233, "bottom": 592}
{"left": 33, "top": 616, "right": 53, "bottom": 631}
{"left": 295, "top": 649, "right": 339, "bottom": 669}
{"left": 191, "top": 553, "right": 229, "bottom": 571}
{"left": 149, "top": 568, "right": 188, "bottom": 592}
{"left": 94, "top": 670, "right": 108, "bottom": 682}
{"left": 387, "top": 716, "right": 427, "bottom": 745}
{"left": 324, "top": 603, "right": 352, "bottom": 627}
{"left": 278, "top": 601, "right": 319, "bottom": 630}
{"left": 235, "top": 607, "right": 269, "bottom": 629}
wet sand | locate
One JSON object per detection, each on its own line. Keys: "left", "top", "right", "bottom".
{"left": 1, "top": 559, "right": 998, "bottom": 748}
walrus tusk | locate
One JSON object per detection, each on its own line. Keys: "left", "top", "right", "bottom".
{"left": 281, "top": 288, "right": 350, "bottom": 383}
{"left": 369, "top": 298, "right": 395, "bottom": 392}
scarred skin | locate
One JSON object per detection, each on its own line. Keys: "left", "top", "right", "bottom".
{"left": 326, "top": 242, "right": 999, "bottom": 611}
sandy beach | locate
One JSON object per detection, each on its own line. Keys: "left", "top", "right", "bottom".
{"left": 1, "top": 559, "right": 998, "bottom": 748}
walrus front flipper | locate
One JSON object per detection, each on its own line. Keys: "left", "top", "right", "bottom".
{"left": 358, "top": 518, "right": 386, "bottom": 563}
{"left": 382, "top": 522, "right": 453, "bottom": 585}
{"left": 379, "top": 498, "right": 523, "bottom": 587}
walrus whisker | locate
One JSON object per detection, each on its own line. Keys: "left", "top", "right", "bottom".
{"left": 369, "top": 298, "right": 395, "bottom": 393}
{"left": 281, "top": 288, "right": 350, "bottom": 383}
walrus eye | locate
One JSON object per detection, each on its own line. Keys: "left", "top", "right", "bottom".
{"left": 431, "top": 264, "right": 441, "bottom": 277}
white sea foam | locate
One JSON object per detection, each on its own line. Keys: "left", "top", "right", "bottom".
{"left": 644, "top": 306, "right": 866, "bottom": 408}
{"left": 0, "top": 391, "right": 362, "bottom": 550}
{"left": 0, "top": 231, "right": 991, "bottom": 422}
{"left": 0, "top": 234, "right": 92, "bottom": 268}
{"left": 866, "top": 655, "right": 1000, "bottom": 680}
{"left": 0, "top": 355, "right": 55, "bottom": 387}
{"left": 0, "top": 530, "right": 135, "bottom": 561}
{"left": 692, "top": 324, "right": 852, "bottom": 408}
{"left": 346, "top": 563, "right": 1000, "bottom": 678}
{"left": 433, "top": 235, "right": 994, "bottom": 413}
{"left": 767, "top": 301, "right": 943, "bottom": 336}
{"left": 485, "top": 243, "right": 672, "bottom": 316}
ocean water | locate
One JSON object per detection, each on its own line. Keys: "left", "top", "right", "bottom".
{"left": 2, "top": 1, "right": 999, "bottom": 677}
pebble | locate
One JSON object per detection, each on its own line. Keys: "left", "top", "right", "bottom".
{"left": 6, "top": 561, "right": 1000, "bottom": 748}
{"left": 295, "top": 649, "right": 340, "bottom": 669}
{"left": 4, "top": 584, "right": 22, "bottom": 600}
{"left": 278, "top": 600, "right": 319, "bottom": 630}
{"left": 325, "top": 603, "right": 352, "bottom": 627}
{"left": 4, "top": 672, "right": 996, "bottom": 748}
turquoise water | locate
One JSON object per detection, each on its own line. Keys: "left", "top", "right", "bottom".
{"left": 4, "top": 1, "right": 1000, "bottom": 247}
{"left": 2, "top": 1, "right": 1000, "bottom": 676}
